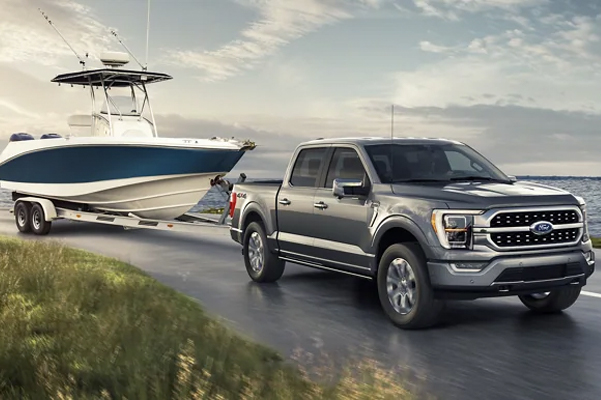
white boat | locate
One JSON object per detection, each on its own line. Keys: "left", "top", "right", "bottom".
{"left": 0, "top": 52, "right": 256, "bottom": 220}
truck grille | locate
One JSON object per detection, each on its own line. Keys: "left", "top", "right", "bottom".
{"left": 483, "top": 207, "right": 583, "bottom": 250}
{"left": 491, "top": 228, "right": 580, "bottom": 248}
{"left": 491, "top": 210, "right": 579, "bottom": 228}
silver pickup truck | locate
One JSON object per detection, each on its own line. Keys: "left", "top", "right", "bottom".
{"left": 228, "top": 137, "right": 596, "bottom": 329}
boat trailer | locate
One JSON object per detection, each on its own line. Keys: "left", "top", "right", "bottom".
{"left": 9, "top": 174, "right": 247, "bottom": 236}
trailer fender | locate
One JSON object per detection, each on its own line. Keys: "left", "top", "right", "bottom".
{"left": 16, "top": 197, "right": 58, "bottom": 221}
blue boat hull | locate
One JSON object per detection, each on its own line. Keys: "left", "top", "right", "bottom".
{"left": 0, "top": 144, "right": 246, "bottom": 184}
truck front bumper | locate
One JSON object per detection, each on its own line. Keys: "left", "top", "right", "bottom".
{"left": 428, "top": 249, "right": 596, "bottom": 300}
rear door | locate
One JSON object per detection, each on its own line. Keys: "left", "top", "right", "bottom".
{"left": 276, "top": 145, "right": 329, "bottom": 262}
{"left": 311, "top": 145, "right": 376, "bottom": 273}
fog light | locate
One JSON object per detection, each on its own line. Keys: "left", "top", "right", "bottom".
{"left": 585, "top": 251, "right": 595, "bottom": 264}
{"left": 450, "top": 262, "right": 488, "bottom": 272}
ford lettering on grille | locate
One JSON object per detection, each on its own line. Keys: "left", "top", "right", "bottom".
{"left": 530, "top": 221, "right": 554, "bottom": 235}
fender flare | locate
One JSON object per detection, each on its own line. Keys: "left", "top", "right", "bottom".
{"left": 240, "top": 201, "right": 273, "bottom": 235}
{"left": 371, "top": 215, "right": 435, "bottom": 260}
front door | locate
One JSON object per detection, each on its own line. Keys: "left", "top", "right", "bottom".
{"left": 311, "top": 146, "right": 376, "bottom": 273}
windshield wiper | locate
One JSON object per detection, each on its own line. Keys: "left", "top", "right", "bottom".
{"left": 450, "top": 176, "right": 510, "bottom": 183}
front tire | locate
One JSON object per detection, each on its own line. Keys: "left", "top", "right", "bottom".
{"left": 243, "top": 221, "right": 285, "bottom": 283}
{"left": 518, "top": 286, "right": 582, "bottom": 313}
{"left": 30, "top": 203, "right": 52, "bottom": 235}
{"left": 14, "top": 201, "right": 32, "bottom": 233}
{"left": 377, "top": 242, "right": 445, "bottom": 329}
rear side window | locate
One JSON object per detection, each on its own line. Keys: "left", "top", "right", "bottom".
{"left": 289, "top": 147, "right": 328, "bottom": 187}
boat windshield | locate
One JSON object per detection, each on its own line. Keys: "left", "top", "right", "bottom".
{"left": 364, "top": 142, "right": 511, "bottom": 184}
{"left": 100, "top": 95, "right": 142, "bottom": 117}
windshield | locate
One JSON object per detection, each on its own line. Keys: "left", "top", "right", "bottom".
{"left": 364, "top": 142, "right": 510, "bottom": 184}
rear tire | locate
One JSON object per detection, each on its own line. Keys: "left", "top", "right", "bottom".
{"left": 30, "top": 203, "right": 52, "bottom": 235}
{"left": 14, "top": 201, "right": 32, "bottom": 233}
{"left": 243, "top": 221, "right": 285, "bottom": 283}
{"left": 377, "top": 242, "right": 445, "bottom": 329}
{"left": 518, "top": 286, "right": 582, "bottom": 313}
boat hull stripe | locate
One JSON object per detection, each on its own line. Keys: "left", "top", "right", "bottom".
{"left": 0, "top": 145, "right": 245, "bottom": 184}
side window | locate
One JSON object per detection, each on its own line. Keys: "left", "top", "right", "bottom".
{"left": 445, "top": 150, "right": 484, "bottom": 173}
{"left": 289, "top": 147, "right": 327, "bottom": 187}
{"left": 324, "top": 147, "right": 367, "bottom": 188}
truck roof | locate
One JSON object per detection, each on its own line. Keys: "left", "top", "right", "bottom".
{"left": 301, "top": 136, "right": 464, "bottom": 146}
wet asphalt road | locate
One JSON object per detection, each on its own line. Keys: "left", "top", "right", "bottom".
{"left": 2, "top": 211, "right": 601, "bottom": 400}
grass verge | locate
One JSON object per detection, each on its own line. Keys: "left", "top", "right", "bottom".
{"left": 591, "top": 237, "right": 601, "bottom": 248}
{"left": 0, "top": 236, "right": 417, "bottom": 399}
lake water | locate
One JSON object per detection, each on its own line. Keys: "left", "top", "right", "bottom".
{"left": 1, "top": 177, "right": 600, "bottom": 236}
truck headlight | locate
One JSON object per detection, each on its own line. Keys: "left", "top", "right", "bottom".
{"left": 431, "top": 210, "right": 482, "bottom": 250}
{"left": 579, "top": 201, "right": 589, "bottom": 243}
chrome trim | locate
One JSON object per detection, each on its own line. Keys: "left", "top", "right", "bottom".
{"left": 481, "top": 231, "right": 583, "bottom": 251}
{"left": 280, "top": 250, "right": 372, "bottom": 271}
{"left": 490, "top": 273, "right": 585, "bottom": 286}
{"left": 475, "top": 204, "right": 582, "bottom": 227}
{"left": 477, "top": 223, "right": 583, "bottom": 233}
{"left": 279, "top": 256, "right": 373, "bottom": 280}
{"left": 230, "top": 227, "right": 243, "bottom": 233}
{"left": 472, "top": 205, "right": 584, "bottom": 251}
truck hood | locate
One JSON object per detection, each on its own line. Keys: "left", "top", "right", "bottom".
{"left": 390, "top": 180, "right": 582, "bottom": 208}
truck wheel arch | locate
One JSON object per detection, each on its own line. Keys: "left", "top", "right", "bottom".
{"left": 372, "top": 217, "right": 434, "bottom": 270}
{"left": 240, "top": 202, "right": 272, "bottom": 236}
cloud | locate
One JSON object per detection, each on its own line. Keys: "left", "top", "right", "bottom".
{"left": 165, "top": 0, "right": 381, "bottom": 82}
{"left": 0, "top": 0, "right": 111, "bottom": 67}
{"left": 397, "top": 11, "right": 601, "bottom": 112}
{"left": 404, "top": 0, "right": 548, "bottom": 20}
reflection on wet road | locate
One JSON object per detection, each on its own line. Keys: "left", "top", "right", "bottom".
{"left": 1, "top": 213, "right": 600, "bottom": 400}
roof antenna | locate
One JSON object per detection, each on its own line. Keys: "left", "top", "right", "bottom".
{"left": 391, "top": 103, "right": 394, "bottom": 139}
{"left": 109, "top": 29, "right": 146, "bottom": 70}
{"left": 145, "top": 0, "right": 151, "bottom": 70}
{"left": 390, "top": 103, "right": 395, "bottom": 184}
{"left": 38, "top": 8, "right": 88, "bottom": 70}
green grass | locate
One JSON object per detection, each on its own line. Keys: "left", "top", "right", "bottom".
{"left": 0, "top": 236, "right": 418, "bottom": 400}
{"left": 591, "top": 237, "right": 601, "bottom": 248}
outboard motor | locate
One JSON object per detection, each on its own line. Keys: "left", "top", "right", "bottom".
{"left": 40, "top": 133, "right": 62, "bottom": 139}
{"left": 9, "top": 133, "right": 35, "bottom": 142}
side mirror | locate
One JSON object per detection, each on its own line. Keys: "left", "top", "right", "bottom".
{"left": 507, "top": 175, "right": 517, "bottom": 182}
{"left": 332, "top": 178, "right": 369, "bottom": 198}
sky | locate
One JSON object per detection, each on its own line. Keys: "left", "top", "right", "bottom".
{"left": 1, "top": 0, "right": 601, "bottom": 178}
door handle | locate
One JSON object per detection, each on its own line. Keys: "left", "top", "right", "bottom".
{"left": 313, "top": 201, "right": 328, "bottom": 210}
{"left": 279, "top": 198, "right": 291, "bottom": 205}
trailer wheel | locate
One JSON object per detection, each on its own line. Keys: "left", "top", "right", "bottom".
{"left": 14, "top": 201, "right": 32, "bottom": 233}
{"left": 30, "top": 203, "right": 52, "bottom": 235}
{"left": 243, "top": 221, "right": 285, "bottom": 283}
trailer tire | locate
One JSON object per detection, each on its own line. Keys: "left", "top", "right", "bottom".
{"left": 243, "top": 221, "right": 285, "bottom": 283}
{"left": 14, "top": 201, "right": 32, "bottom": 233}
{"left": 30, "top": 203, "right": 52, "bottom": 236}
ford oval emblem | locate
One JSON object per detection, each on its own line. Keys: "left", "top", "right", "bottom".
{"left": 530, "top": 221, "right": 554, "bottom": 235}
